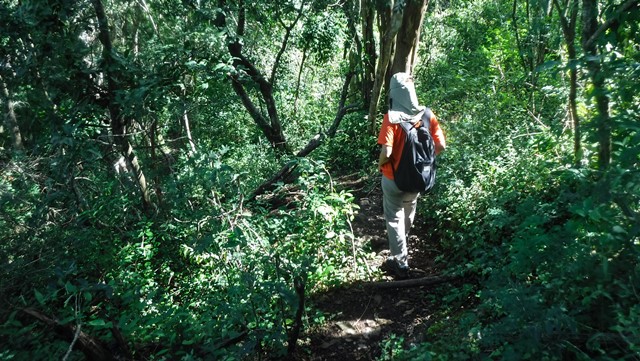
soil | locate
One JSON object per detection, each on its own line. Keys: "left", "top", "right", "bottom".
{"left": 292, "top": 175, "right": 445, "bottom": 360}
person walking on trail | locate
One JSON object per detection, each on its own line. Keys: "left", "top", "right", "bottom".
{"left": 377, "top": 72, "right": 446, "bottom": 279}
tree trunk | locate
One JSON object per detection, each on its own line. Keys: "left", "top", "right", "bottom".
{"left": 0, "top": 75, "right": 24, "bottom": 154}
{"left": 293, "top": 49, "right": 308, "bottom": 114}
{"left": 91, "top": 0, "right": 153, "bottom": 212}
{"left": 581, "top": 0, "right": 610, "bottom": 170}
{"left": 182, "top": 102, "right": 196, "bottom": 154}
{"left": 286, "top": 275, "right": 306, "bottom": 356}
{"left": 361, "top": 0, "right": 376, "bottom": 110}
{"left": 391, "top": 0, "right": 429, "bottom": 75}
{"left": 581, "top": 0, "right": 639, "bottom": 169}
{"left": 553, "top": 0, "right": 581, "bottom": 166}
{"left": 215, "top": 0, "right": 294, "bottom": 154}
{"left": 367, "top": 1, "right": 405, "bottom": 134}
{"left": 511, "top": 0, "right": 550, "bottom": 114}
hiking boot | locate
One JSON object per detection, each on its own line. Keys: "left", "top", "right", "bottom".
{"left": 381, "top": 258, "right": 409, "bottom": 280}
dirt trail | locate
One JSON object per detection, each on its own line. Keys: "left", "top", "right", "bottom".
{"left": 295, "top": 176, "right": 443, "bottom": 360}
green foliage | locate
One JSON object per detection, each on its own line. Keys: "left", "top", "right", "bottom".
{"left": 2, "top": 0, "right": 640, "bottom": 358}
{"left": 0, "top": 151, "right": 367, "bottom": 359}
{"left": 409, "top": 0, "right": 640, "bottom": 359}
{"left": 377, "top": 334, "right": 412, "bottom": 361}
{"left": 320, "top": 111, "right": 378, "bottom": 174}
{"left": 299, "top": 12, "right": 345, "bottom": 65}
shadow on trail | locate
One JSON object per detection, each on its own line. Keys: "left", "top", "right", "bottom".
{"left": 292, "top": 174, "right": 447, "bottom": 360}
{"left": 299, "top": 276, "right": 443, "bottom": 361}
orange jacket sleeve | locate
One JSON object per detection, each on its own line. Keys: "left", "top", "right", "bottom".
{"left": 427, "top": 112, "right": 446, "bottom": 155}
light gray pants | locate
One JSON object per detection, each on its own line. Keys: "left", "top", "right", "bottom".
{"left": 381, "top": 175, "right": 419, "bottom": 268}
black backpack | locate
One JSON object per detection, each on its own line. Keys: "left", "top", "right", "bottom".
{"left": 392, "top": 108, "right": 437, "bottom": 193}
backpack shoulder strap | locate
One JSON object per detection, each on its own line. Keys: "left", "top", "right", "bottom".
{"left": 398, "top": 121, "right": 413, "bottom": 133}
{"left": 421, "top": 108, "right": 433, "bottom": 128}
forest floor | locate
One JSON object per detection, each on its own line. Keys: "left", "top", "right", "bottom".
{"left": 293, "top": 174, "right": 446, "bottom": 360}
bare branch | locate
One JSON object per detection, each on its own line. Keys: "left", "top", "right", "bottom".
{"left": 270, "top": 1, "right": 307, "bottom": 86}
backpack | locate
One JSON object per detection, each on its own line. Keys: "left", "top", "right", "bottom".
{"left": 392, "top": 108, "right": 437, "bottom": 193}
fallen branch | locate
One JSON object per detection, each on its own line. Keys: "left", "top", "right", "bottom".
{"left": 366, "top": 274, "right": 458, "bottom": 289}
{"left": 249, "top": 159, "right": 300, "bottom": 201}
{"left": 21, "top": 308, "right": 115, "bottom": 361}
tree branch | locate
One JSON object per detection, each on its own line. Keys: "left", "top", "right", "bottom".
{"left": 91, "top": 0, "right": 153, "bottom": 212}
{"left": 217, "top": 0, "right": 287, "bottom": 151}
{"left": 250, "top": 72, "right": 358, "bottom": 199}
{"left": 553, "top": 0, "right": 571, "bottom": 36}
{"left": 22, "top": 308, "right": 115, "bottom": 361}
{"left": 296, "top": 71, "right": 357, "bottom": 157}
{"left": 270, "top": 1, "right": 306, "bottom": 86}
{"left": 512, "top": 0, "right": 531, "bottom": 75}
{"left": 229, "top": 76, "right": 273, "bottom": 134}
{"left": 584, "top": 0, "right": 639, "bottom": 49}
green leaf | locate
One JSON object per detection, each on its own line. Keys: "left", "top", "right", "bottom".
{"left": 87, "top": 319, "right": 106, "bottom": 326}
{"left": 87, "top": 319, "right": 112, "bottom": 328}
{"left": 34, "top": 290, "right": 45, "bottom": 305}
{"left": 612, "top": 225, "right": 626, "bottom": 234}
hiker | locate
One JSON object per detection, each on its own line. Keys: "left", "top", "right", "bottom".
{"left": 377, "top": 72, "right": 446, "bottom": 278}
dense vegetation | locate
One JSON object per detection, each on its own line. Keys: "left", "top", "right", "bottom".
{"left": 1, "top": 0, "right": 638, "bottom": 360}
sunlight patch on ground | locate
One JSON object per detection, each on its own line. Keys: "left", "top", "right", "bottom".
{"left": 331, "top": 318, "right": 394, "bottom": 339}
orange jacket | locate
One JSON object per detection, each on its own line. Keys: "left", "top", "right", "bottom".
{"left": 377, "top": 112, "right": 446, "bottom": 180}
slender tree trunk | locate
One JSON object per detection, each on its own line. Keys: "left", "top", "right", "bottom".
{"left": 293, "top": 49, "right": 308, "bottom": 114}
{"left": 367, "top": 1, "right": 405, "bottom": 134}
{"left": 582, "top": 0, "right": 610, "bottom": 170}
{"left": 554, "top": 0, "right": 581, "bottom": 166}
{"left": 343, "top": 0, "right": 363, "bottom": 99}
{"left": 361, "top": 0, "right": 376, "bottom": 110}
{"left": 568, "top": 44, "right": 581, "bottom": 165}
{"left": 182, "top": 102, "right": 196, "bottom": 154}
{"left": 391, "top": 0, "right": 429, "bottom": 75}
{"left": 581, "top": 0, "right": 638, "bottom": 169}
{"left": 215, "top": 0, "right": 298, "bottom": 154}
{"left": 91, "top": 0, "right": 153, "bottom": 211}
{"left": 512, "top": 0, "right": 530, "bottom": 78}
{"left": 149, "top": 119, "right": 164, "bottom": 206}
{"left": 0, "top": 75, "right": 24, "bottom": 154}
{"left": 512, "top": 0, "right": 550, "bottom": 114}
{"left": 287, "top": 275, "right": 306, "bottom": 356}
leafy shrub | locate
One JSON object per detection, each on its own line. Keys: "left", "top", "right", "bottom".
{"left": 0, "top": 149, "right": 367, "bottom": 359}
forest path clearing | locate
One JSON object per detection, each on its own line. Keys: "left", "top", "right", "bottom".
{"left": 295, "top": 174, "right": 444, "bottom": 360}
